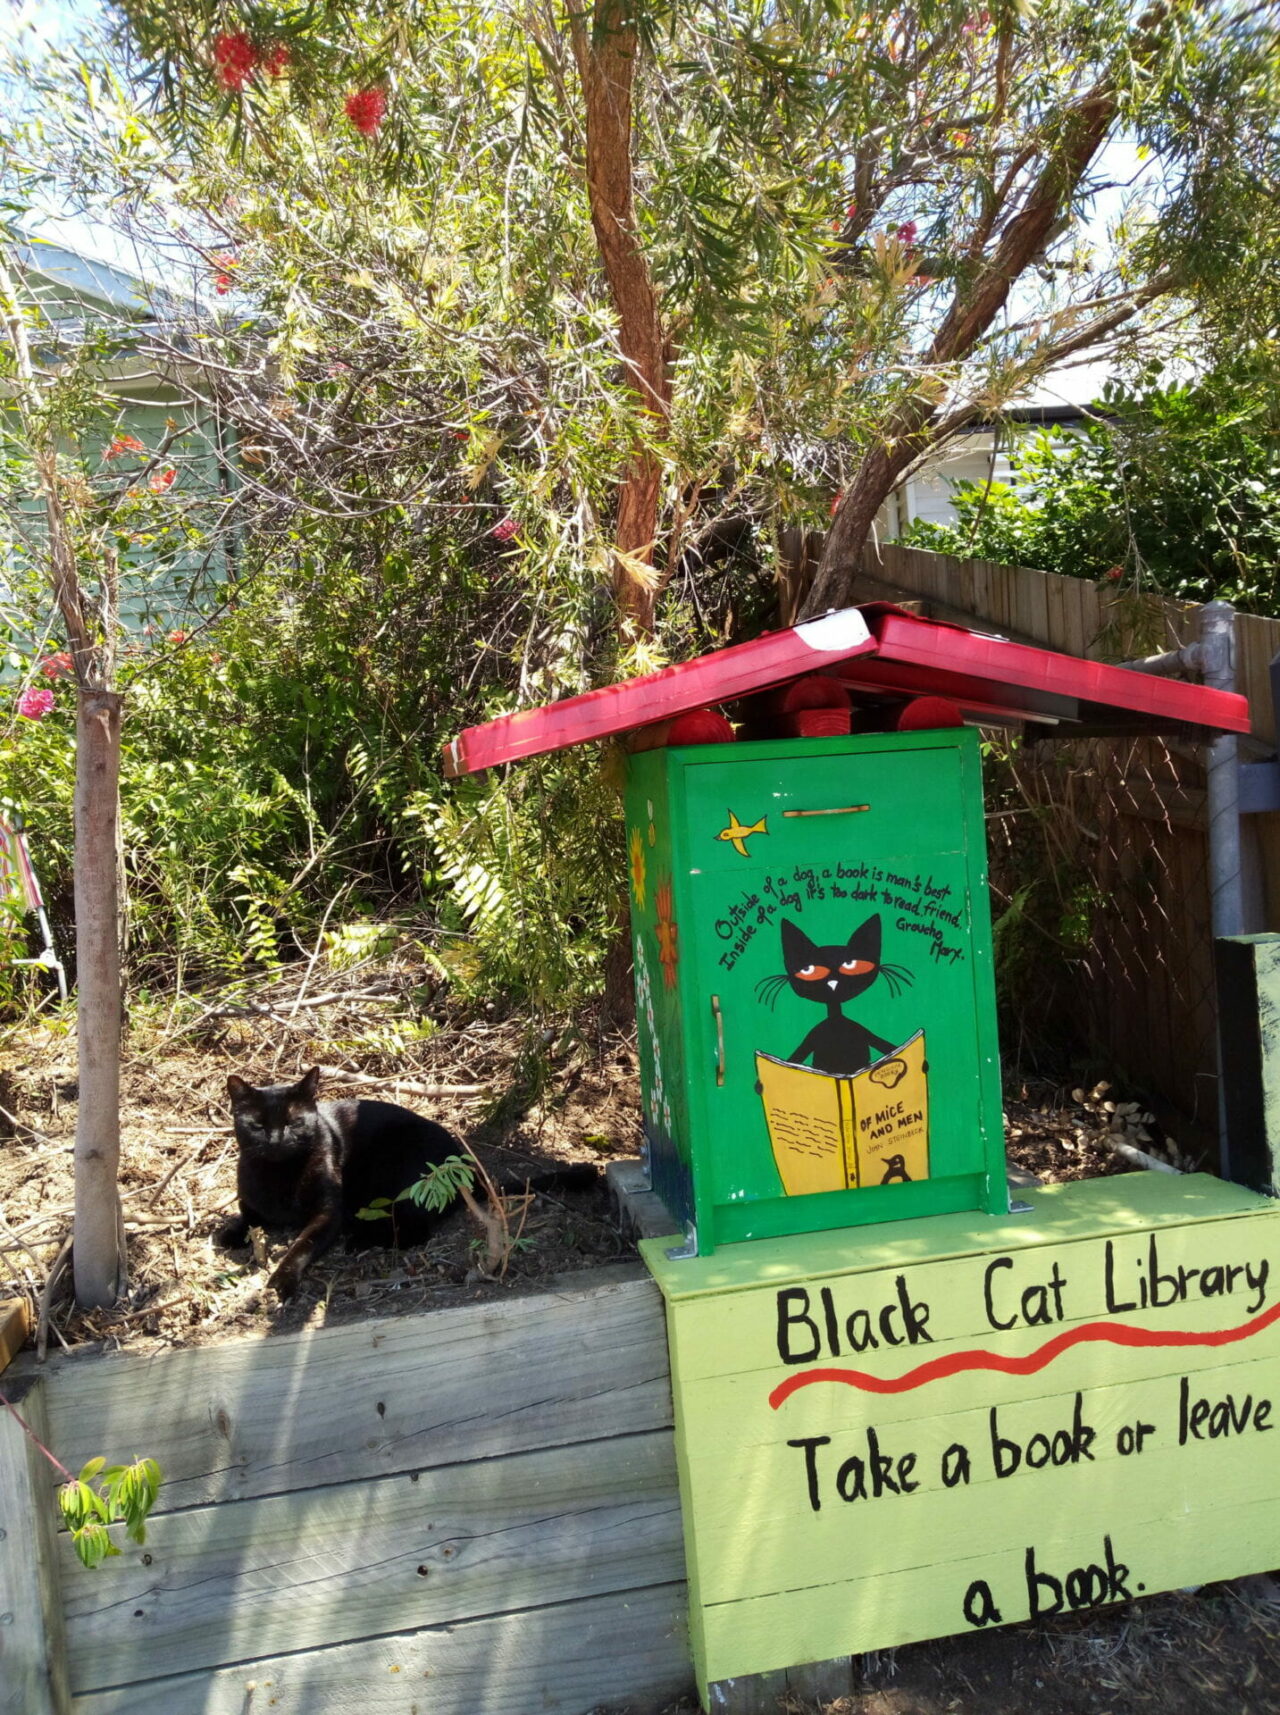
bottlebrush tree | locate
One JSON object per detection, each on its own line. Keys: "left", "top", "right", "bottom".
{"left": 110, "top": 0, "right": 1280, "bottom": 630}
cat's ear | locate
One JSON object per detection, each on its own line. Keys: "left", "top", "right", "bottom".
{"left": 781, "top": 918, "right": 817, "bottom": 968}
{"left": 298, "top": 1066, "right": 322, "bottom": 1102}
{"left": 226, "top": 1074, "right": 250, "bottom": 1104}
{"left": 846, "top": 913, "right": 882, "bottom": 964}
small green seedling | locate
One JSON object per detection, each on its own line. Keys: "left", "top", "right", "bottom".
{"left": 58, "top": 1456, "right": 162, "bottom": 1570}
{"left": 357, "top": 1153, "right": 532, "bottom": 1278}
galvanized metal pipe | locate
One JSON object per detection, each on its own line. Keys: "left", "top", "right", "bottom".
{"left": 1200, "top": 600, "right": 1244, "bottom": 942}
{"left": 1198, "top": 601, "right": 1243, "bottom": 1181}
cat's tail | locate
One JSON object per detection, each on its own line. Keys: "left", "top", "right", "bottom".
{"left": 491, "top": 1161, "right": 600, "bottom": 1198}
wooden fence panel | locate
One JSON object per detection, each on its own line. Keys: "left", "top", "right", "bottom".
{"left": 832, "top": 543, "right": 1280, "bottom": 1140}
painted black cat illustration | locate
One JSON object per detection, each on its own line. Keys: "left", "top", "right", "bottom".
{"left": 756, "top": 914, "right": 912, "bottom": 1076}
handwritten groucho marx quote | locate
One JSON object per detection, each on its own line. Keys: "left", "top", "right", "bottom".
{"left": 765, "top": 1225, "right": 1280, "bottom": 1631}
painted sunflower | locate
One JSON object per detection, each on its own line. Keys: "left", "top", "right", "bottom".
{"left": 629, "top": 826, "right": 647, "bottom": 910}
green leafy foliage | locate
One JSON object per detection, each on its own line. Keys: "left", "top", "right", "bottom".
{"left": 356, "top": 1154, "right": 474, "bottom": 1223}
{"left": 58, "top": 1455, "right": 162, "bottom": 1570}
{"left": 405, "top": 1154, "right": 476, "bottom": 1213}
{"left": 900, "top": 374, "right": 1280, "bottom": 614}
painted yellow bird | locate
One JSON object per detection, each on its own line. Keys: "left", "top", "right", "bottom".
{"left": 716, "top": 810, "right": 768, "bottom": 857}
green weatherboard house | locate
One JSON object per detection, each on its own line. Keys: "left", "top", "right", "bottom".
{"left": 447, "top": 604, "right": 1274, "bottom": 1708}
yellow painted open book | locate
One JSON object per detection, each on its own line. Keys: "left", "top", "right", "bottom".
{"left": 755, "top": 1030, "right": 929, "bottom": 1196}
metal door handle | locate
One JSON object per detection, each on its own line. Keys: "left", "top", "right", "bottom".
{"left": 711, "top": 995, "right": 725, "bottom": 1086}
{"left": 783, "top": 804, "right": 870, "bottom": 818}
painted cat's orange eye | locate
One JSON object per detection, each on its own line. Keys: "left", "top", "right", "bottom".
{"left": 839, "top": 959, "right": 875, "bottom": 976}
{"left": 796, "top": 963, "right": 831, "bottom": 981}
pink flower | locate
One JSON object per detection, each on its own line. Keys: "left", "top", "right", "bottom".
{"left": 895, "top": 220, "right": 918, "bottom": 246}
{"left": 490, "top": 516, "right": 519, "bottom": 543}
{"left": 213, "top": 31, "right": 258, "bottom": 91}
{"left": 105, "top": 433, "right": 145, "bottom": 461}
{"left": 150, "top": 466, "right": 177, "bottom": 494}
{"left": 17, "top": 685, "right": 55, "bottom": 721}
{"left": 345, "top": 88, "right": 387, "bottom": 136}
{"left": 39, "top": 652, "right": 74, "bottom": 678}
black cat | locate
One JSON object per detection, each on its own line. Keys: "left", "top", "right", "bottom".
{"left": 756, "top": 914, "right": 912, "bottom": 1076}
{"left": 222, "top": 1067, "right": 593, "bottom": 1298}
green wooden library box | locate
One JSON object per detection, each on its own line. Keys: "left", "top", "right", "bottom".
{"left": 623, "top": 726, "right": 1007, "bottom": 1254}
{"left": 445, "top": 601, "right": 1252, "bottom": 1260}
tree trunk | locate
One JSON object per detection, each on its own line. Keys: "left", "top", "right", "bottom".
{"left": 569, "top": 0, "right": 671, "bottom": 637}
{"left": 72, "top": 690, "right": 126, "bottom": 1310}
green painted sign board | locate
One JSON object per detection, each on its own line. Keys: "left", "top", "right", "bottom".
{"left": 624, "top": 728, "right": 1006, "bottom": 1253}
{"left": 642, "top": 1174, "right": 1280, "bottom": 1706}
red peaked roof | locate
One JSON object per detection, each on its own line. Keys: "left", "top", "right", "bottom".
{"left": 443, "top": 604, "right": 1251, "bottom": 777}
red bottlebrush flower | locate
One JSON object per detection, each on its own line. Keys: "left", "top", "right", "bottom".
{"left": 895, "top": 220, "right": 918, "bottom": 246}
{"left": 39, "top": 651, "right": 74, "bottom": 678}
{"left": 345, "top": 87, "right": 387, "bottom": 136}
{"left": 150, "top": 466, "right": 177, "bottom": 494}
{"left": 846, "top": 202, "right": 857, "bottom": 220}
{"left": 830, "top": 492, "right": 843, "bottom": 518}
{"left": 215, "top": 275, "right": 234, "bottom": 295}
{"left": 168, "top": 629, "right": 189, "bottom": 644}
{"left": 1105, "top": 565, "right": 1124, "bottom": 583}
{"left": 105, "top": 433, "right": 145, "bottom": 461}
{"left": 490, "top": 516, "right": 519, "bottom": 543}
{"left": 261, "top": 41, "right": 291, "bottom": 77}
{"left": 213, "top": 31, "right": 258, "bottom": 91}
{"left": 17, "top": 685, "right": 55, "bottom": 721}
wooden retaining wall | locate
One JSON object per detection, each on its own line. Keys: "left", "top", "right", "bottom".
{"left": 1, "top": 1265, "right": 693, "bottom": 1715}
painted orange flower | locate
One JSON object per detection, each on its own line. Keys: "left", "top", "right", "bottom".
{"left": 629, "top": 826, "right": 647, "bottom": 910}
{"left": 655, "top": 879, "right": 678, "bottom": 989}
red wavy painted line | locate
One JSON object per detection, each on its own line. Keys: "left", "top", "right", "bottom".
{"left": 768, "top": 1296, "right": 1280, "bottom": 1408}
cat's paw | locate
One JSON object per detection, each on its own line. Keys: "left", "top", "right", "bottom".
{"left": 267, "top": 1262, "right": 301, "bottom": 1300}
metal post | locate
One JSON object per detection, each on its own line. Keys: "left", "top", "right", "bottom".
{"left": 1200, "top": 600, "right": 1244, "bottom": 1180}
{"left": 1200, "top": 601, "right": 1244, "bottom": 942}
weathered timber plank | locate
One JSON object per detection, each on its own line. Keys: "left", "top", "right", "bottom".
{"left": 0, "top": 1380, "right": 71, "bottom": 1715}
{"left": 0, "top": 1298, "right": 30, "bottom": 1376}
{"left": 62, "top": 1429, "right": 682, "bottom": 1694}
{"left": 70, "top": 1579, "right": 693, "bottom": 1715}
{"left": 40, "top": 1269, "right": 671, "bottom": 1511}
{"left": 706, "top": 1668, "right": 788, "bottom": 1713}
{"left": 786, "top": 1655, "right": 855, "bottom": 1701}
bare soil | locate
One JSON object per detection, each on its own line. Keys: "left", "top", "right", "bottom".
{"left": 0, "top": 996, "right": 1156, "bottom": 1359}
